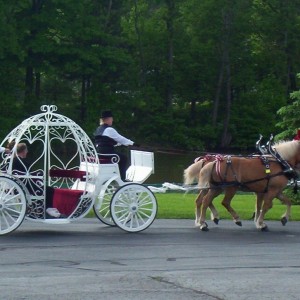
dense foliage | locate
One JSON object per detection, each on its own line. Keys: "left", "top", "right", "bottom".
{"left": 1, "top": 0, "right": 300, "bottom": 151}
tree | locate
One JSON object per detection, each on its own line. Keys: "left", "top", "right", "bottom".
{"left": 276, "top": 74, "right": 300, "bottom": 140}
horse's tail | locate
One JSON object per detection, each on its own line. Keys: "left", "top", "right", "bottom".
{"left": 198, "top": 161, "right": 215, "bottom": 189}
{"left": 183, "top": 159, "right": 205, "bottom": 185}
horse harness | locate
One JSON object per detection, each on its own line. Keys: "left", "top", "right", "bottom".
{"left": 211, "top": 154, "right": 298, "bottom": 193}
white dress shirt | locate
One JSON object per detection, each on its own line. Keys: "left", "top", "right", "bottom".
{"left": 102, "top": 127, "right": 134, "bottom": 146}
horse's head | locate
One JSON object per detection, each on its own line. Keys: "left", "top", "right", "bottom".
{"left": 274, "top": 140, "right": 300, "bottom": 167}
{"left": 294, "top": 140, "right": 300, "bottom": 165}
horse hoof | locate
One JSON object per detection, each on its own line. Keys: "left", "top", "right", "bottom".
{"left": 200, "top": 222, "right": 209, "bottom": 231}
{"left": 201, "top": 226, "right": 209, "bottom": 232}
{"left": 281, "top": 217, "right": 287, "bottom": 226}
{"left": 235, "top": 221, "right": 242, "bottom": 227}
{"left": 261, "top": 226, "right": 269, "bottom": 232}
{"left": 213, "top": 218, "right": 219, "bottom": 225}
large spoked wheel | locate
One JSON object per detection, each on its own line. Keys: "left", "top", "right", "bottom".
{"left": 110, "top": 183, "right": 157, "bottom": 232}
{"left": 93, "top": 178, "right": 121, "bottom": 226}
{"left": 0, "top": 176, "right": 27, "bottom": 235}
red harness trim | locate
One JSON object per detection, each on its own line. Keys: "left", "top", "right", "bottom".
{"left": 214, "top": 155, "right": 224, "bottom": 178}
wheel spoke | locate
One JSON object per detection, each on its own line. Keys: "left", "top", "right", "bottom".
{"left": 129, "top": 214, "right": 139, "bottom": 228}
{"left": 139, "top": 207, "right": 154, "bottom": 212}
{"left": 1, "top": 211, "right": 10, "bottom": 229}
{"left": 134, "top": 212, "right": 145, "bottom": 225}
{"left": 119, "top": 211, "right": 131, "bottom": 224}
{"left": 99, "top": 207, "right": 110, "bottom": 218}
{"left": 1, "top": 186, "right": 15, "bottom": 198}
{"left": 114, "top": 197, "right": 128, "bottom": 205}
{"left": 115, "top": 207, "right": 130, "bottom": 215}
{"left": 114, "top": 203, "right": 129, "bottom": 209}
{"left": 5, "top": 196, "right": 23, "bottom": 205}
{"left": 4, "top": 206, "right": 21, "bottom": 215}
{"left": 3, "top": 209, "right": 18, "bottom": 223}
{"left": 137, "top": 209, "right": 152, "bottom": 219}
{"left": 138, "top": 198, "right": 153, "bottom": 207}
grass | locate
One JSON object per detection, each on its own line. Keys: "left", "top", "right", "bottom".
{"left": 155, "top": 192, "right": 300, "bottom": 221}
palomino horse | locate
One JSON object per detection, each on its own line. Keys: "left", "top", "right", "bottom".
{"left": 184, "top": 140, "right": 300, "bottom": 231}
{"left": 184, "top": 154, "right": 292, "bottom": 228}
{"left": 184, "top": 155, "right": 223, "bottom": 226}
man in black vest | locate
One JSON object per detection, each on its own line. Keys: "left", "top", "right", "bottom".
{"left": 94, "top": 110, "right": 136, "bottom": 180}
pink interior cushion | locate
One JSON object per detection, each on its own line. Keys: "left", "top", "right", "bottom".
{"left": 52, "top": 188, "right": 84, "bottom": 216}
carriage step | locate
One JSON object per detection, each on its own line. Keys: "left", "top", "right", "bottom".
{"left": 43, "top": 219, "right": 71, "bottom": 224}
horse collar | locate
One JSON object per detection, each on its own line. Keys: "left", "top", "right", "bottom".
{"left": 272, "top": 150, "right": 297, "bottom": 180}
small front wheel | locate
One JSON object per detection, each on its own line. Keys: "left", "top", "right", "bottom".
{"left": 0, "top": 176, "right": 27, "bottom": 235}
{"left": 110, "top": 183, "right": 157, "bottom": 232}
{"left": 93, "top": 179, "right": 121, "bottom": 226}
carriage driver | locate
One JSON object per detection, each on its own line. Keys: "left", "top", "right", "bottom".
{"left": 93, "top": 110, "right": 139, "bottom": 181}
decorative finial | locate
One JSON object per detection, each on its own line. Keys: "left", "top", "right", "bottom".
{"left": 40, "top": 105, "right": 58, "bottom": 112}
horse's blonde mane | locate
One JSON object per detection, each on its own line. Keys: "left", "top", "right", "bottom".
{"left": 272, "top": 140, "right": 300, "bottom": 160}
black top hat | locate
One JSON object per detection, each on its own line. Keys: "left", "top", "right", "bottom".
{"left": 101, "top": 110, "right": 113, "bottom": 118}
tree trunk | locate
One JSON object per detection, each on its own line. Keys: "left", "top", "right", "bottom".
{"left": 25, "top": 64, "right": 34, "bottom": 107}
{"left": 24, "top": 0, "right": 44, "bottom": 113}
{"left": 165, "top": 0, "right": 175, "bottom": 111}
{"left": 220, "top": 5, "right": 233, "bottom": 148}
{"left": 133, "top": 0, "right": 146, "bottom": 85}
{"left": 104, "top": 0, "right": 113, "bottom": 28}
{"left": 81, "top": 77, "right": 86, "bottom": 122}
{"left": 35, "top": 71, "right": 40, "bottom": 99}
{"left": 212, "top": 59, "right": 224, "bottom": 126}
{"left": 190, "top": 98, "right": 196, "bottom": 124}
{"left": 221, "top": 55, "right": 232, "bottom": 148}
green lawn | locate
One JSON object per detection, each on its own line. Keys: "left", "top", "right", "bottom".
{"left": 155, "top": 192, "right": 300, "bottom": 221}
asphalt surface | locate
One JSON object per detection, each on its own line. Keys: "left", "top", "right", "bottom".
{"left": 1, "top": 218, "right": 300, "bottom": 300}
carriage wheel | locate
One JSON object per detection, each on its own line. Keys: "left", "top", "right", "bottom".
{"left": 110, "top": 183, "right": 157, "bottom": 232}
{"left": 93, "top": 179, "right": 121, "bottom": 226}
{"left": 0, "top": 176, "right": 27, "bottom": 235}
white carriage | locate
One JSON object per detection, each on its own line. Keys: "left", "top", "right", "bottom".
{"left": 0, "top": 105, "right": 157, "bottom": 235}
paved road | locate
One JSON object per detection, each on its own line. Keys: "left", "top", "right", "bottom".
{"left": 1, "top": 218, "right": 300, "bottom": 300}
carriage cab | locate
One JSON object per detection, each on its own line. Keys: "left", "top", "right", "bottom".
{"left": 0, "top": 105, "right": 101, "bottom": 226}
{"left": 0, "top": 105, "right": 157, "bottom": 235}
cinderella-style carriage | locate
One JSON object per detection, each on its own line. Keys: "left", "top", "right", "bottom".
{"left": 0, "top": 105, "right": 157, "bottom": 235}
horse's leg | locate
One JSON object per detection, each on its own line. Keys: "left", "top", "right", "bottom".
{"left": 256, "top": 191, "right": 277, "bottom": 231}
{"left": 254, "top": 193, "right": 264, "bottom": 223}
{"left": 209, "top": 188, "right": 222, "bottom": 224}
{"left": 209, "top": 202, "right": 220, "bottom": 224}
{"left": 195, "top": 190, "right": 205, "bottom": 227}
{"left": 199, "top": 189, "right": 219, "bottom": 231}
{"left": 276, "top": 192, "right": 291, "bottom": 226}
{"left": 195, "top": 189, "right": 219, "bottom": 226}
{"left": 221, "top": 187, "right": 242, "bottom": 226}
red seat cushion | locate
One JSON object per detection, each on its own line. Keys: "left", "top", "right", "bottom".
{"left": 52, "top": 188, "right": 84, "bottom": 216}
{"left": 49, "top": 169, "right": 86, "bottom": 180}
{"left": 99, "top": 158, "right": 112, "bottom": 164}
